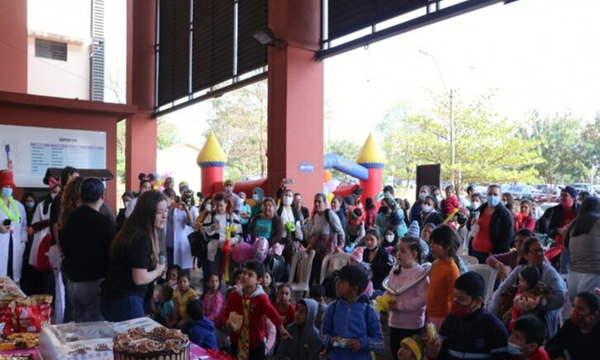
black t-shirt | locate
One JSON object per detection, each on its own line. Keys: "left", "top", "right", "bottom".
{"left": 49, "top": 195, "right": 61, "bottom": 227}
{"left": 101, "top": 232, "right": 155, "bottom": 299}
{"left": 61, "top": 205, "right": 115, "bottom": 282}
{"left": 546, "top": 319, "right": 600, "bottom": 360}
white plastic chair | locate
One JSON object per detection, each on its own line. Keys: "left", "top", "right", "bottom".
{"left": 319, "top": 252, "right": 351, "bottom": 285}
{"left": 466, "top": 264, "right": 499, "bottom": 304}
{"left": 460, "top": 255, "right": 479, "bottom": 266}
{"left": 457, "top": 247, "right": 469, "bottom": 257}
{"left": 288, "top": 249, "right": 316, "bottom": 301}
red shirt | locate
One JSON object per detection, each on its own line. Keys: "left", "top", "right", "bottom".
{"left": 511, "top": 347, "right": 550, "bottom": 360}
{"left": 275, "top": 302, "right": 295, "bottom": 327}
{"left": 218, "top": 287, "right": 282, "bottom": 350}
{"left": 473, "top": 212, "right": 493, "bottom": 253}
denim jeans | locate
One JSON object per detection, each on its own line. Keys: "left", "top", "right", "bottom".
{"left": 101, "top": 294, "right": 144, "bottom": 322}
{"left": 65, "top": 278, "right": 104, "bottom": 323}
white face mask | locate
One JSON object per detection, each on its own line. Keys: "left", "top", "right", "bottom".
{"left": 435, "top": 195, "right": 443, "bottom": 203}
{"left": 205, "top": 204, "right": 212, "bottom": 212}
{"left": 385, "top": 234, "right": 395, "bottom": 243}
{"left": 253, "top": 194, "right": 260, "bottom": 202}
{"left": 472, "top": 201, "right": 481, "bottom": 209}
{"left": 419, "top": 192, "right": 427, "bottom": 201}
{"left": 282, "top": 196, "right": 293, "bottom": 206}
{"left": 423, "top": 204, "right": 433, "bottom": 213}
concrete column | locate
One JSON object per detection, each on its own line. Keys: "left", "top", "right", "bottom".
{"left": 267, "top": 0, "right": 324, "bottom": 207}
{"left": 125, "top": 0, "right": 158, "bottom": 191}
{"left": 0, "top": 0, "right": 27, "bottom": 93}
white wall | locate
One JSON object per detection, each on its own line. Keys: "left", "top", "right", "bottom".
{"left": 27, "top": 0, "right": 91, "bottom": 100}
{"left": 27, "top": 36, "right": 90, "bottom": 100}
{"left": 157, "top": 145, "right": 202, "bottom": 195}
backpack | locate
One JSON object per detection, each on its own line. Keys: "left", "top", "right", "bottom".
{"left": 187, "top": 230, "right": 208, "bottom": 259}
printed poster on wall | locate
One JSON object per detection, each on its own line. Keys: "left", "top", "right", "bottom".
{"left": 0, "top": 125, "right": 106, "bottom": 188}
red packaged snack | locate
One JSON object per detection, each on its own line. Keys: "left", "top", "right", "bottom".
{"left": 11, "top": 295, "right": 52, "bottom": 333}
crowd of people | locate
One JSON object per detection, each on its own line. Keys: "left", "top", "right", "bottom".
{"left": 1, "top": 166, "right": 600, "bottom": 360}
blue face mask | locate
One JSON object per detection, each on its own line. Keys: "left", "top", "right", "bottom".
{"left": 1, "top": 187, "right": 13, "bottom": 199}
{"left": 487, "top": 195, "right": 500, "bottom": 207}
{"left": 25, "top": 201, "right": 35, "bottom": 209}
{"left": 507, "top": 342, "right": 523, "bottom": 355}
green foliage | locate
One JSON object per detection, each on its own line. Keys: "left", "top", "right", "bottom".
{"left": 376, "top": 91, "right": 542, "bottom": 190}
{"left": 157, "top": 119, "right": 181, "bottom": 151}
{"left": 524, "top": 112, "right": 600, "bottom": 185}
{"left": 205, "top": 81, "right": 268, "bottom": 181}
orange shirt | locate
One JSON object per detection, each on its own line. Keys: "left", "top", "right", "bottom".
{"left": 426, "top": 258, "right": 460, "bottom": 318}
{"left": 473, "top": 212, "right": 493, "bottom": 253}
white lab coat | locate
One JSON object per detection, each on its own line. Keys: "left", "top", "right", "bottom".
{"left": 172, "top": 208, "right": 193, "bottom": 270}
{"left": 0, "top": 199, "right": 27, "bottom": 282}
{"left": 29, "top": 200, "right": 51, "bottom": 266}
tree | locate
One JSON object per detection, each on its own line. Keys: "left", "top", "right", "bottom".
{"left": 525, "top": 112, "right": 592, "bottom": 185}
{"left": 378, "top": 91, "right": 542, "bottom": 190}
{"left": 205, "top": 81, "right": 268, "bottom": 180}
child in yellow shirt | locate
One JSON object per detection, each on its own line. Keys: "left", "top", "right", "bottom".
{"left": 173, "top": 273, "right": 197, "bottom": 327}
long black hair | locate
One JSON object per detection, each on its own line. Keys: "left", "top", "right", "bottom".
{"left": 430, "top": 224, "right": 461, "bottom": 269}
{"left": 568, "top": 197, "right": 600, "bottom": 238}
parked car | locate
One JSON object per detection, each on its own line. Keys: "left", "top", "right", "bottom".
{"left": 572, "top": 183, "right": 592, "bottom": 193}
{"left": 508, "top": 185, "right": 539, "bottom": 200}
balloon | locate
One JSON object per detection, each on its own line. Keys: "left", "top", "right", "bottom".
{"left": 252, "top": 237, "right": 270, "bottom": 262}
{"left": 326, "top": 192, "right": 334, "bottom": 203}
{"left": 323, "top": 170, "right": 332, "bottom": 183}
{"left": 325, "top": 179, "right": 337, "bottom": 192}
{"left": 323, "top": 185, "right": 330, "bottom": 195}
{"left": 232, "top": 242, "right": 254, "bottom": 264}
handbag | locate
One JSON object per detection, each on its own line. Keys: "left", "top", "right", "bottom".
{"left": 187, "top": 230, "right": 208, "bottom": 258}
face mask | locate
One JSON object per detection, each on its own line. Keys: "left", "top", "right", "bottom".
{"left": 252, "top": 194, "right": 260, "bottom": 202}
{"left": 123, "top": 201, "right": 130, "bottom": 208}
{"left": 385, "top": 234, "right": 395, "bottom": 243}
{"left": 422, "top": 204, "right": 433, "bottom": 213}
{"left": 1, "top": 187, "right": 13, "bottom": 199}
{"left": 472, "top": 201, "right": 481, "bottom": 209}
{"left": 507, "top": 342, "right": 523, "bottom": 355}
{"left": 282, "top": 196, "right": 293, "bottom": 206}
{"left": 50, "top": 192, "right": 58, "bottom": 200}
{"left": 205, "top": 204, "right": 212, "bottom": 212}
{"left": 225, "top": 186, "right": 233, "bottom": 193}
{"left": 560, "top": 198, "right": 574, "bottom": 209}
{"left": 419, "top": 192, "right": 427, "bottom": 201}
{"left": 435, "top": 195, "right": 443, "bottom": 203}
{"left": 25, "top": 201, "right": 35, "bottom": 209}
{"left": 451, "top": 301, "right": 474, "bottom": 317}
{"left": 487, "top": 195, "right": 500, "bottom": 207}
{"left": 577, "top": 200, "right": 582, "bottom": 206}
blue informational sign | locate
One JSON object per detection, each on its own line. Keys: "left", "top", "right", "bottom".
{"left": 298, "top": 163, "right": 315, "bottom": 173}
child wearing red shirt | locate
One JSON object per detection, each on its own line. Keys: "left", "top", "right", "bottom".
{"left": 218, "top": 261, "right": 290, "bottom": 360}
{"left": 275, "top": 284, "right": 295, "bottom": 327}
{"left": 508, "top": 315, "right": 550, "bottom": 360}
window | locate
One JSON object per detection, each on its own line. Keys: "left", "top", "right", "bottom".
{"left": 35, "top": 39, "right": 67, "bottom": 61}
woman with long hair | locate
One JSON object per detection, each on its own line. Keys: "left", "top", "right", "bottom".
{"left": 57, "top": 176, "right": 84, "bottom": 243}
{"left": 100, "top": 190, "right": 168, "bottom": 321}
{"left": 565, "top": 196, "right": 600, "bottom": 302}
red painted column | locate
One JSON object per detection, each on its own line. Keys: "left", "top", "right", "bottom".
{"left": 267, "top": 0, "right": 324, "bottom": 208}
{"left": 125, "top": 0, "right": 158, "bottom": 191}
{"left": 0, "top": 0, "right": 27, "bottom": 93}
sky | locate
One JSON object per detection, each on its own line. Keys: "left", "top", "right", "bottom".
{"left": 29, "top": 0, "right": 600, "bottom": 148}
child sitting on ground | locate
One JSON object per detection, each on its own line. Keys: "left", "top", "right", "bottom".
{"left": 165, "top": 265, "right": 182, "bottom": 289}
{"left": 275, "top": 299, "right": 322, "bottom": 360}
{"left": 152, "top": 285, "right": 175, "bottom": 328}
{"left": 182, "top": 298, "right": 218, "bottom": 350}
{"left": 321, "top": 264, "right": 384, "bottom": 359}
{"left": 173, "top": 273, "right": 197, "bottom": 328}
{"left": 397, "top": 334, "right": 426, "bottom": 360}
{"left": 274, "top": 284, "right": 295, "bottom": 327}
{"left": 202, "top": 273, "right": 224, "bottom": 323}
{"left": 218, "top": 260, "right": 290, "bottom": 360}
{"left": 426, "top": 271, "right": 509, "bottom": 359}
{"left": 508, "top": 315, "right": 549, "bottom": 360}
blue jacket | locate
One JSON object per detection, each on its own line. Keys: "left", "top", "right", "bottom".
{"left": 181, "top": 318, "right": 218, "bottom": 350}
{"left": 276, "top": 299, "right": 322, "bottom": 360}
{"left": 321, "top": 296, "right": 384, "bottom": 360}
